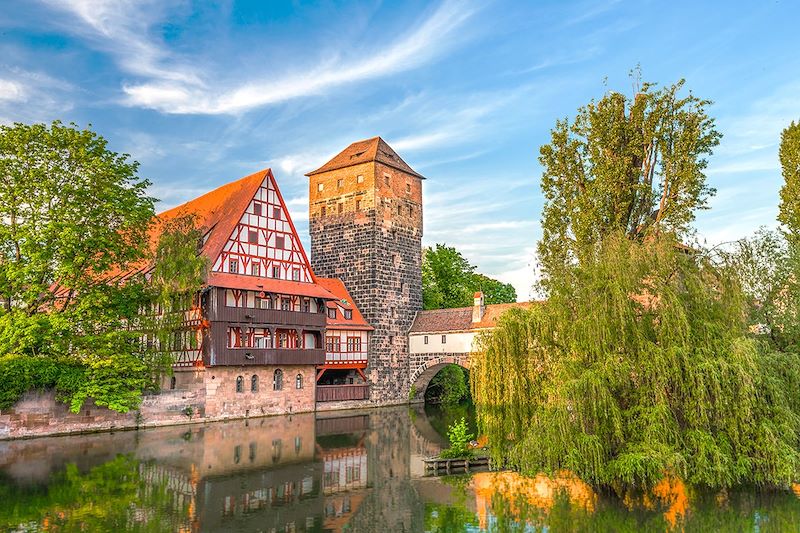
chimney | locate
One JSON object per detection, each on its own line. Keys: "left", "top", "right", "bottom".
{"left": 472, "top": 292, "right": 485, "bottom": 323}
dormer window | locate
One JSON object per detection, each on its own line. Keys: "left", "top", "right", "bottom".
{"left": 327, "top": 307, "right": 337, "bottom": 319}
{"left": 344, "top": 309, "right": 352, "bottom": 320}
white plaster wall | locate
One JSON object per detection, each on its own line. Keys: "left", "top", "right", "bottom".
{"left": 409, "top": 331, "right": 475, "bottom": 354}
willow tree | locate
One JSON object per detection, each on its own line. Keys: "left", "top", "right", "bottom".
{"left": 538, "top": 77, "right": 720, "bottom": 285}
{"left": 472, "top": 233, "right": 800, "bottom": 489}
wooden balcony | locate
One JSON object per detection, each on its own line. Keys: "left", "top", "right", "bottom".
{"left": 316, "top": 384, "right": 370, "bottom": 402}
{"left": 212, "top": 347, "right": 326, "bottom": 366}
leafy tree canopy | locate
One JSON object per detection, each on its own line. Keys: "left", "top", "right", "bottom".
{"left": 779, "top": 120, "right": 800, "bottom": 241}
{"left": 538, "top": 74, "right": 721, "bottom": 285}
{"left": 423, "top": 244, "right": 517, "bottom": 309}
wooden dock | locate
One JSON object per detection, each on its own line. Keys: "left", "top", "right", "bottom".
{"left": 423, "top": 455, "right": 492, "bottom": 476}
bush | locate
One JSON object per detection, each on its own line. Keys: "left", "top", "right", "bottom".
{"left": 0, "top": 354, "right": 85, "bottom": 410}
{"left": 439, "top": 417, "right": 475, "bottom": 459}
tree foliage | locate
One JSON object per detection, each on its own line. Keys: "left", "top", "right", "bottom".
{"left": 538, "top": 76, "right": 720, "bottom": 285}
{"left": 779, "top": 120, "right": 800, "bottom": 242}
{"left": 423, "top": 244, "right": 516, "bottom": 309}
{"left": 472, "top": 233, "right": 800, "bottom": 489}
{"left": 0, "top": 122, "right": 207, "bottom": 413}
{"left": 426, "top": 364, "right": 469, "bottom": 405}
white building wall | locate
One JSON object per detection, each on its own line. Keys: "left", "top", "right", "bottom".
{"left": 409, "top": 331, "right": 476, "bottom": 354}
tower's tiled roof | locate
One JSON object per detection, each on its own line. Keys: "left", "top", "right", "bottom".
{"left": 306, "top": 136, "right": 425, "bottom": 179}
{"left": 408, "top": 302, "right": 536, "bottom": 334}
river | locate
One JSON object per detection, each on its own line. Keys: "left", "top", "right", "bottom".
{"left": 1, "top": 404, "right": 799, "bottom": 532}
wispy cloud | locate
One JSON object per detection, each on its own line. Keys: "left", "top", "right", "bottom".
{"left": 0, "top": 68, "right": 74, "bottom": 124}
{"left": 43, "top": 0, "right": 480, "bottom": 115}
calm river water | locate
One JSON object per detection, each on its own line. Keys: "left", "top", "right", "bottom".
{"left": 1, "top": 404, "right": 799, "bottom": 532}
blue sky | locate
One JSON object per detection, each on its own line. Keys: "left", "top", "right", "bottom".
{"left": 2, "top": 0, "right": 799, "bottom": 300}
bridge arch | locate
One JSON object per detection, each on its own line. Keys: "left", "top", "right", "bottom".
{"left": 409, "top": 354, "right": 469, "bottom": 402}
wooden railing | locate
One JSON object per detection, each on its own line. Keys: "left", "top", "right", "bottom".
{"left": 316, "top": 384, "right": 370, "bottom": 402}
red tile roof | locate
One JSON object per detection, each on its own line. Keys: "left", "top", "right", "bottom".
{"left": 409, "top": 302, "right": 536, "bottom": 333}
{"left": 305, "top": 136, "right": 425, "bottom": 179}
{"left": 317, "top": 277, "right": 373, "bottom": 330}
{"left": 206, "top": 272, "right": 336, "bottom": 300}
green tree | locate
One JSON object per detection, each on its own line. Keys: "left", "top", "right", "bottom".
{"left": 538, "top": 75, "right": 721, "bottom": 285}
{"left": 426, "top": 364, "right": 469, "bottom": 405}
{"left": 0, "top": 121, "right": 155, "bottom": 313}
{"left": 423, "top": 244, "right": 516, "bottom": 309}
{"left": 779, "top": 120, "right": 800, "bottom": 241}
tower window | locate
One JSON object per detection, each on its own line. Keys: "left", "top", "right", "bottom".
{"left": 248, "top": 230, "right": 258, "bottom": 243}
{"left": 273, "top": 207, "right": 281, "bottom": 220}
{"left": 229, "top": 259, "right": 239, "bottom": 274}
{"left": 338, "top": 203, "right": 343, "bottom": 214}
{"left": 355, "top": 199, "right": 361, "bottom": 210}
{"left": 276, "top": 236, "right": 285, "bottom": 249}
{"left": 406, "top": 183, "right": 411, "bottom": 193}
{"left": 357, "top": 174, "right": 364, "bottom": 183}
{"left": 384, "top": 175, "right": 390, "bottom": 186}
{"left": 296, "top": 374, "right": 303, "bottom": 389}
{"left": 318, "top": 183, "right": 324, "bottom": 192}
{"left": 321, "top": 206, "right": 326, "bottom": 217}
{"left": 397, "top": 205, "right": 401, "bottom": 215}
{"left": 337, "top": 179, "right": 344, "bottom": 188}
{"left": 253, "top": 203, "right": 262, "bottom": 216}
{"left": 251, "top": 263, "right": 261, "bottom": 276}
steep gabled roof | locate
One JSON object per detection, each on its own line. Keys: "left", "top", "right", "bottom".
{"left": 317, "top": 277, "right": 373, "bottom": 330}
{"left": 306, "top": 136, "right": 425, "bottom": 179}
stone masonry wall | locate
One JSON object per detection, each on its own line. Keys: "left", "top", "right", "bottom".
{"left": 310, "top": 160, "right": 423, "bottom": 405}
{"left": 0, "top": 365, "right": 317, "bottom": 440}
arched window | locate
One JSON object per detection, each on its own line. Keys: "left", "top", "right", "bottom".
{"left": 273, "top": 369, "right": 283, "bottom": 391}
{"left": 251, "top": 374, "right": 258, "bottom": 393}
{"left": 295, "top": 374, "right": 303, "bottom": 389}
{"left": 236, "top": 375, "right": 244, "bottom": 393}
{"left": 170, "top": 376, "right": 176, "bottom": 390}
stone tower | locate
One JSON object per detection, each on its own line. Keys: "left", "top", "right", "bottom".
{"left": 306, "top": 137, "right": 424, "bottom": 403}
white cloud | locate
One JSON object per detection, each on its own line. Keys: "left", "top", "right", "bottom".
{"left": 44, "top": 0, "right": 479, "bottom": 115}
{"left": 0, "top": 79, "right": 27, "bottom": 103}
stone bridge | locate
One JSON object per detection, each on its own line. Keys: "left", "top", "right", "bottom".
{"left": 408, "top": 352, "right": 470, "bottom": 402}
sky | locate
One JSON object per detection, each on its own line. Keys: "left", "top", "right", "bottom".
{"left": 2, "top": 0, "right": 800, "bottom": 301}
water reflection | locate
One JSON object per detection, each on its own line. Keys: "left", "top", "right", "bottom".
{"left": 0, "top": 405, "right": 798, "bottom": 532}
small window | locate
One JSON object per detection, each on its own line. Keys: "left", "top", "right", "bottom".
{"left": 229, "top": 259, "right": 239, "bottom": 274}
{"left": 292, "top": 268, "right": 300, "bottom": 281}
{"left": 253, "top": 203, "right": 262, "bottom": 216}
{"left": 251, "top": 374, "right": 258, "bottom": 393}
{"left": 406, "top": 183, "right": 411, "bottom": 194}
{"left": 424, "top": 335, "right": 429, "bottom": 345}
{"left": 236, "top": 375, "right": 244, "bottom": 393}
{"left": 170, "top": 375, "right": 176, "bottom": 389}
{"left": 442, "top": 335, "right": 447, "bottom": 344}
{"left": 389, "top": 335, "right": 394, "bottom": 345}
{"left": 302, "top": 298, "right": 310, "bottom": 312}
{"left": 397, "top": 205, "right": 401, "bottom": 215}
{"left": 295, "top": 374, "right": 303, "bottom": 389}
{"left": 272, "top": 265, "right": 281, "bottom": 278}
{"left": 273, "top": 206, "right": 281, "bottom": 220}
{"left": 251, "top": 263, "right": 261, "bottom": 276}
{"left": 281, "top": 298, "right": 290, "bottom": 311}
{"left": 248, "top": 230, "right": 258, "bottom": 243}
{"left": 327, "top": 307, "right": 337, "bottom": 319}
{"left": 273, "top": 369, "right": 283, "bottom": 391}
{"left": 384, "top": 174, "right": 390, "bottom": 186}
{"left": 275, "top": 236, "right": 285, "bottom": 249}
{"left": 355, "top": 199, "right": 361, "bottom": 211}
{"left": 338, "top": 203, "right": 343, "bottom": 214}
{"left": 320, "top": 206, "right": 326, "bottom": 217}
{"left": 337, "top": 179, "right": 344, "bottom": 189}
{"left": 344, "top": 309, "right": 352, "bottom": 320}
{"left": 318, "top": 183, "right": 324, "bottom": 192}
{"left": 357, "top": 174, "right": 364, "bottom": 184}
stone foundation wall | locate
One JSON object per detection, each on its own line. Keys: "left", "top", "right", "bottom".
{"left": 0, "top": 364, "right": 317, "bottom": 440}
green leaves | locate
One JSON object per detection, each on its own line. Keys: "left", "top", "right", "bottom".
{"left": 779, "top": 121, "right": 800, "bottom": 240}
{"left": 537, "top": 77, "right": 721, "bottom": 287}
{"left": 423, "top": 244, "right": 516, "bottom": 309}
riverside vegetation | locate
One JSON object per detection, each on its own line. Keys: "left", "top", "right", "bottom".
{"left": 472, "top": 73, "right": 800, "bottom": 490}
